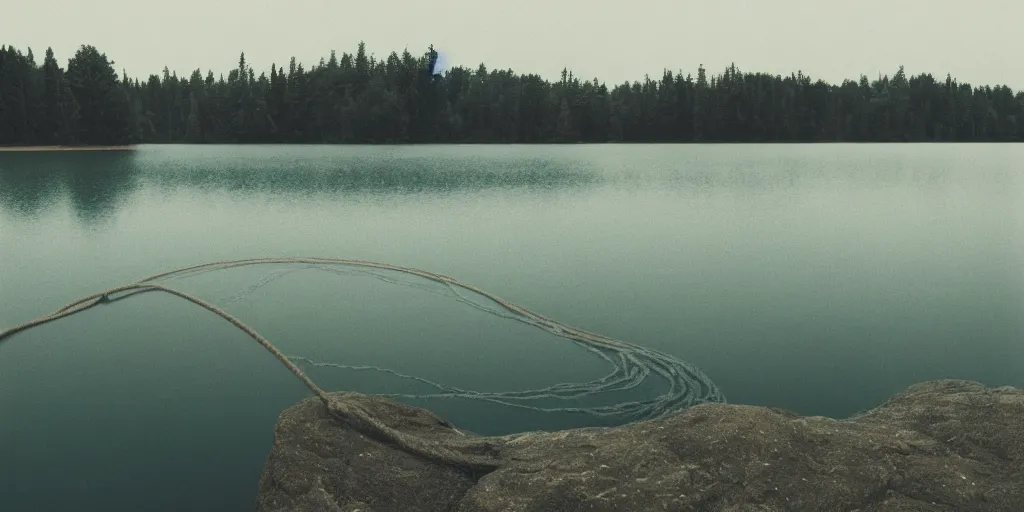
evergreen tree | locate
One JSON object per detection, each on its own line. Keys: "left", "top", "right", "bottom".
{"left": 65, "top": 45, "right": 131, "bottom": 145}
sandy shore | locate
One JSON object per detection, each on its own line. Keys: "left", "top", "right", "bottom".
{"left": 0, "top": 145, "right": 136, "bottom": 152}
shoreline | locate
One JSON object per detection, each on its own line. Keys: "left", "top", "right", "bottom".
{"left": 0, "top": 142, "right": 1014, "bottom": 151}
{"left": 0, "top": 145, "right": 136, "bottom": 152}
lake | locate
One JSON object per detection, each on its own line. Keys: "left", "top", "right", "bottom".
{"left": 1, "top": 144, "right": 1022, "bottom": 511}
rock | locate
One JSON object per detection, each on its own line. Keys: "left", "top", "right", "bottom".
{"left": 256, "top": 380, "right": 1024, "bottom": 511}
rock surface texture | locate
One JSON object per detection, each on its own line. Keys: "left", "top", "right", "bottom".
{"left": 256, "top": 380, "right": 1023, "bottom": 511}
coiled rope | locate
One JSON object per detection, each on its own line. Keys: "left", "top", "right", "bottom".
{"left": 0, "top": 257, "right": 723, "bottom": 473}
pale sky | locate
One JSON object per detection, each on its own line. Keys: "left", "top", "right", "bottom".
{"left": 4, "top": 0, "right": 1022, "bottom": 88}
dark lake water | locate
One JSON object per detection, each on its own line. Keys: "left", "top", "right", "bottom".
{"left": 1, "top": 144, "right": 1022, "bottom": 511}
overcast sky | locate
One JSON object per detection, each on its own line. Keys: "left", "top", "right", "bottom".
{"left": 4, "top": 0, "right": 1022, "bottom": 88}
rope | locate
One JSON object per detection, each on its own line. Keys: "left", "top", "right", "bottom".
{"left": 0, "top": 257, "right": 724, "bottom": 473}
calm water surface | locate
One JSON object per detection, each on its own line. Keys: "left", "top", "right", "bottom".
{"left": 1, "top": 144, "right": 1022, "bottom": 510}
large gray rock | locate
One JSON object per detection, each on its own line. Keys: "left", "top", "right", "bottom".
{"left": 256, "top": 380, "right": 1023, "bottom": 511}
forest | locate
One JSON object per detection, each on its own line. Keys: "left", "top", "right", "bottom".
{"left": 1, "top": 42, "right": 1022, "bottom": 146}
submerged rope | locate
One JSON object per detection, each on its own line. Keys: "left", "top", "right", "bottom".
{"left": 0, "top": 257, "right": 724, "bottom": 473}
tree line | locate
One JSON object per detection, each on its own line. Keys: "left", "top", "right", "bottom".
{"left": 1, "top": 42, "right": 1022, "bottom": 146}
